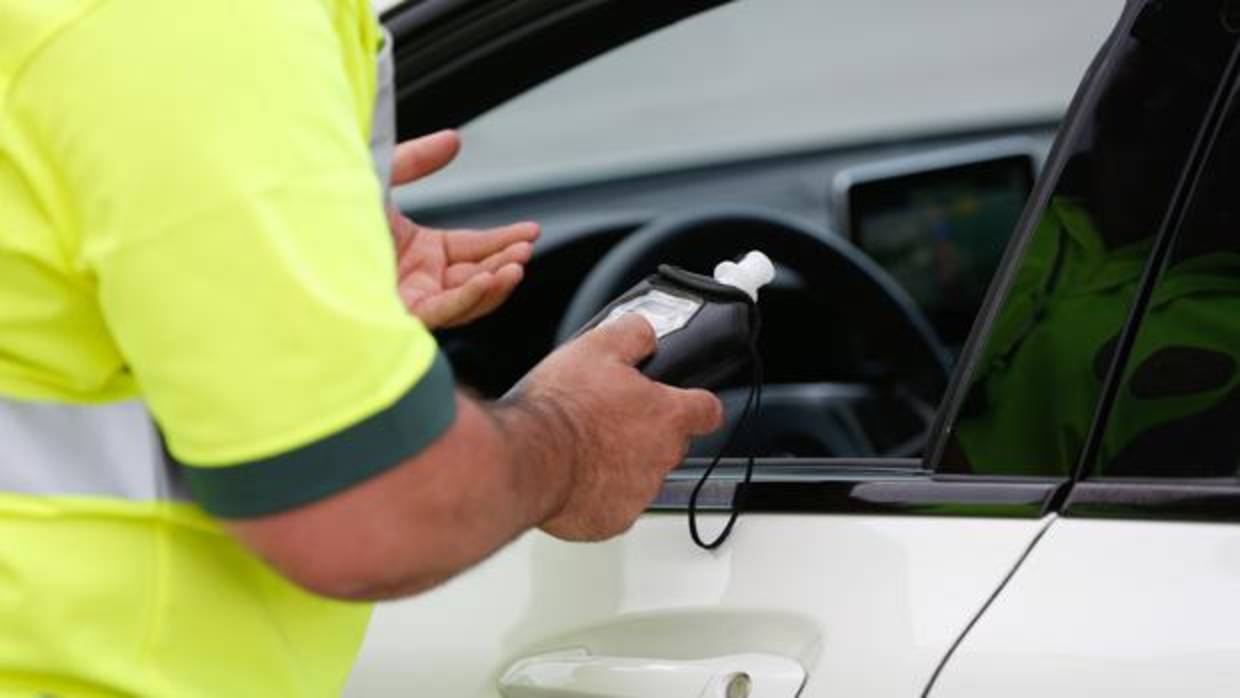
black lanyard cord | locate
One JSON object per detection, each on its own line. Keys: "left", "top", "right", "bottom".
{"left": 687, "top": 307, "right": 764, "bottom": 550}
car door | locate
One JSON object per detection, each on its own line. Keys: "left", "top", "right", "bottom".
{"left": 930, "top": 2, "right": 1240, "bottom": 694}
{"left": 346, "top": 2, "right": 1119, "bottom": 696}
{"left": 346, "top": 479, "right": 1058, "bottom": 697}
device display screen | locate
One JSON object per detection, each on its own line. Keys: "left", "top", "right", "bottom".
{"left": 849, "top": 155, "right": 1035, "bottom": 342}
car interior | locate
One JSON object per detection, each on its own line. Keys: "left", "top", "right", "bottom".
{"left": 389, "top": 0, "right": 1116, "bottom": 463}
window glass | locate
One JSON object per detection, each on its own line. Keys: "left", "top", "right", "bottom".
{"left": 938, "top": 1, "right": 1238, "bottom": 477}
{"left": 1091, "top": 71, "right": 1240, "bottom": 478}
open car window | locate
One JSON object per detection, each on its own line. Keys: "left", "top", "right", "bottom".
{"left": 399, "top": 0, "right": 1127, "bottom": 467}
{"left": 404, "top": 0, "right": 1120, "bottom": 208}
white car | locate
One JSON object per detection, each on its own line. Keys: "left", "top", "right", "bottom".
{"left": 349, "top": 1, "right": 1240, "bottom": 696}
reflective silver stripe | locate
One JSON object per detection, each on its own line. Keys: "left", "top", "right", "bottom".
{"left": 370, "top": 28, "right": 397, "bottom": 207}
{"left": 0, "top": 396, "right": 191, "bottom": 502}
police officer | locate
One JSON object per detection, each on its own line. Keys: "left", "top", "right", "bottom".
{"left": 0, "top": 2, "right": 723, "bottom": 695}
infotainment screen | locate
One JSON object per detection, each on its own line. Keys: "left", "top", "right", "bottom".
{"left": 846, "top": 154, "right": 1035, "bottom": 342}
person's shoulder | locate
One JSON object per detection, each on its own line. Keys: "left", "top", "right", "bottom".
{"left": 0, "top": 1, "right": 100, "bottom": 84}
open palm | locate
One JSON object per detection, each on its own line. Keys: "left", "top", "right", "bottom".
{"left": 387, "top": 131, "right": 540, "bottom": 329}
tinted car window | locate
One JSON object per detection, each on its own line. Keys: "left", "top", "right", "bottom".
{"left": 938, "top": 0, "right": 1238, "bottom": 477}
{"left": 1090, "top": 68, "right": 1240, "bottom": 478}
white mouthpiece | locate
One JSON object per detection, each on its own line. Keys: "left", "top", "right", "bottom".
{"left": 713, "top": 251, "right": 776, "bottom": 301}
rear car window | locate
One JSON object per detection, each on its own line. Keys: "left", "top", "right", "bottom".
{"left": 1089, "top": 67, "right": 1240, "bottom": 479}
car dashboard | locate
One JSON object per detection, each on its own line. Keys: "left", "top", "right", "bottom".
{"left": 406, "top": 125, "right": 1053, "bottom": 406}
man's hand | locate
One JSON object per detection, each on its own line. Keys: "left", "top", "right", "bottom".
{"left": 387, "top": 130, "right": 540, "bottom": 329}
{"left": 499, "top": 314, "right": 726, "bottom": 541}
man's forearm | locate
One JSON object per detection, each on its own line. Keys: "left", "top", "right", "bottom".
{"left": 227, "top": 391, "right": 578, "bottom": 601}
{"left": 229, "top": 314, "right": 722, "bottom": 601}
{"left": 345, "top": 394, "right": 581, "bottom": 599}
{"left": 489, "top": 391, "right": 584, "bottom": 525}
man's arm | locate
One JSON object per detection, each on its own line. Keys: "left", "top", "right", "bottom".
{"left": 21, "top": 0, "right": 722, "bottom": 599}
{"left": 226, "top": 394, "right": 566, "bottom": 600}
{"left": 227, "top": 315, "right": 723, "bottom": 601}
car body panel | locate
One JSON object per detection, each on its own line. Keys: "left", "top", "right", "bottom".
{"left": 931, "top": 518, "right": 1240, "bottom": 697}
{"left": 345, "top": 514, "right": 1050, "bottom": 696}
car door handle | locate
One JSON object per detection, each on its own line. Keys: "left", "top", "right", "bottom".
{"left": 498, "top": 648, "right": 806, "bottom": 698}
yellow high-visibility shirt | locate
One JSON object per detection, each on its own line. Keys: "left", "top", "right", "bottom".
{"left": 0, "top": 1, "right": 455, "bottom": 695}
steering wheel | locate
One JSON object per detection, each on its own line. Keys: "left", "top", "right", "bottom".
{"left": 555, "top": 206, "right": 952, "bottom": 458}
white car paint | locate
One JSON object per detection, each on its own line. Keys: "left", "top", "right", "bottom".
{"left": 345, "top": 513, "right": 1051, "bottom": 696}
{"left": 931, "top": 517, "right": 1240, "bottom": 697}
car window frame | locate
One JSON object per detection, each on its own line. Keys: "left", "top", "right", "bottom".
{"left": 916, "top": 0, "right": 1240, "bottom": 525}
{"left": 1061, "top": 39, "right": 1240, "bottom": 524}
{"left": 386, "top": 0, "right": 1171, "bottom": 521}
{"left": 1075, "top": 44, "right": 1240, "bottom": 482}
{"left": 922, "top": 19, "right": 1131, "bottom": 474}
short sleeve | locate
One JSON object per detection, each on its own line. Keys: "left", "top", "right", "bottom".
{"left": 12, "top": 0, "right": 456, "bottom": 517}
